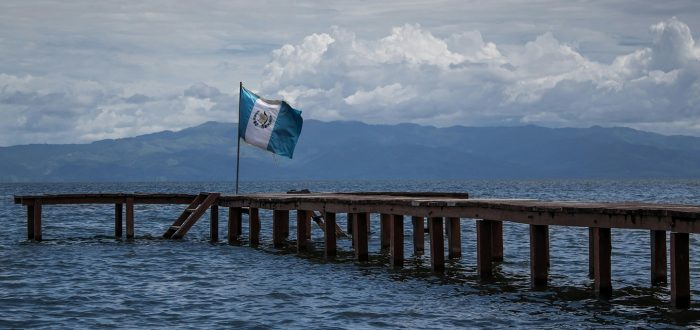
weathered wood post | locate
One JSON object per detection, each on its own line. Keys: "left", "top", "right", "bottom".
{"left": 297, "top": 210, "right": 310, "bottom": 252}
{"left": 447, "top": 217, "right": 461, "bottom": 259}
{"left": 305, "top": 211, "right": 312, "bottom": 240}
{"left": 324, "top": 212, "right": 337, "bottom": 259}
{"left": 477, "top": 220, "right": 493, "bottom": 278}
{"left": 380, "top": 213, "right": 391, "bottom": 251}
{"left": 530, "top": 224, "right": 549, "bottom": 288}
{"left": 593, "top": 227, "right": 612, "bottom": 297}
{"left": 33, "top": 200, "right": 42, "bottom": 242}
{"left": 429, "top": 217, "right": 445, "bottom": 272}
{"left": 228, "top": 207, "right": 242, "bottom": 245}
{"left": 491, "top": 220, "right": 504, "bottom": 262}
{"left": 390, "top": 214, "right": 404, "bottom": 267}
{"left": 125, "top": 197, "right": 134, "bottom": 240}
{"left": 115, "top": 203, "right": 123, "bottom": 239}
{"left": 273, "top": 210, "right": 289, "bottom": 248}
{"left": 650, "top": 230, "right": 667, "bottom": 285}
{"left": 347, "top": 213, "right": 354, "bottom": 235}
{"left": 670, "top": 232, "right": 690, "bottom": 308}
{"left": 249, "top": 208, "right": 260, "bottom": 246}
{"left": 588, "top": 227, "right": 595, "bottom": 279}
{"left": 26, "top": 204, "right": 34, "bottom": 240}
{"left": 353, "top": 212, "right": 369, "bottom": 261}
{"left": 412, "top": 216, "right": 424, "bottom": 255}
{"left": 210, "top": 204, "right": 218, "bottom": 242}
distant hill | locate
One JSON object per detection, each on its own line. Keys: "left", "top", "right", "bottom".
{"left": 2, "top": 120, "right": 700, "bottom": 182}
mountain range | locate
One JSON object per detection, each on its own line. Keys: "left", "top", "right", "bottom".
{"left": 2, "top": 120, "right": 700, "bottom": 182}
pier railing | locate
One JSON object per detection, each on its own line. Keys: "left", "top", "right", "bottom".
{"left": 13, "top": 191, "right": 698, "bottom": 308}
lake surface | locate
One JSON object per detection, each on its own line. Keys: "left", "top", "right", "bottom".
{"left": 2, "top": 180, "right": 700, "bottom": 328}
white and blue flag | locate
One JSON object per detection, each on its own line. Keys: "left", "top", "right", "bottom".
{"left": 238, "top": 86, "right": 303, "bottom": 158}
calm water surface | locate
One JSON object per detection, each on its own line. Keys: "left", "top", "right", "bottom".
{"left": 2, "top": 180, "right": 700, "bottom": 328}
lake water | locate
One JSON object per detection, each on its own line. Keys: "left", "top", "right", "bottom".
{"left": 1, "top": 180, "right": 700, "bottom": 328}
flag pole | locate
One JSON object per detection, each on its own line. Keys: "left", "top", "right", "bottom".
{"left": 236, "top": 81, "right": 242, "bottom": 195}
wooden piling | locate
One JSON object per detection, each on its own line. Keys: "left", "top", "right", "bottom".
{"left": 347, "top": 213, "right": 354, "bottom": 235}
{"left": 477, "top": 220, "right": 493, "bottom": 279}
{"left": 390, "top": 214, "right": 404, "bottom": 268}
{"left": 353, "top": 213, "right": 369, "bottom": 261}
{"left": 114, "top": 203, "right": 123, "bottom": 239}
{"left": 380, "top": 213, "right": 391, "bottom": 250}
{"left": 671, "top": 232, "right": 690, "bottom": 308}
{"left": 588, "top": 227, "right": 595, "bottom": 279}
{"left": 26, "top": 204, "right": 34, "bottom": 240}
{"left": 228, "top": 207, "right": 242, "bottom": 245}
{"left": 447, "top": 217, "right": 462, "bottom": 259}
{"left": 324, "top": 212, "right": 337, "bottom": 259}
{"left": 650, "top": 230, "right": 667, "bottom": 285}
{"left": 530, "top": 224, "right": 549, "bottom": 288}
{"left": 412, "top": 216, "right": 424, "bottom": 256}
{"left": 249, "top": 208, "right": 260, "bottom": 246}
{"left": 210, "top": 204, "right": 218, "bottom": 242}
{"left": 33, "top": 201, "right": 42, "bottom": 242}
{"left": 491, "top": 220, "right": 503, "bottom": 262}
{"left": 593, "top": 227, "right": 612, "bottom": 297}
{"left": 429, "top": 217, "right": 445, "bottom": 272}
{"left": 125, "top": 197, "right": 134, "bottom": 240}
{"left": 273, "top": 210, "right": 289, "bottom": 248}
{"left": 297, "top": 210, "right": 310, "bottom": 252}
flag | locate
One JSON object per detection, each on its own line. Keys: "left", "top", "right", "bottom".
{"left": 238, "top": 85, "right": 303, "bottom": 158}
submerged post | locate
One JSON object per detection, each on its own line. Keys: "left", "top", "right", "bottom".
{"left": 210, "top": 204, "right": 218, "bottom": 242}
{"left": 390, "top": 214, "right": 404, "bottom": 268}
{"left": 530, "top": 224, "right": 549, "bottom": 288}
{"left": 125, "top": 197, "right": 134, "bottom": 240}
{"left": 324, "top": 212, "right": 337, "bottom": 259}
{"left": 380, "top": 213, "right": 391, "bottom": 251}
{"left": 228, "top": 207, "right": 242, "bottom": 245}
{"left": 477, "top": 220, "right": 493, "bottom": 279}
{"left": 447, "top": 217, "right": 461, "bottom": 259}
{"left": 650, "top": 230, "right": 667, "bottom": 285}
{"left": 249, "top": 208, "right": 260, "bottom": 246}
{"left": 26, "top": 204, "right": 34, "bottom": 240}
{"left": 491, "top": 220, "right": 504, "bottom": 262}
{"left": 33, "top": 200, "right": 42, "bottom": 242}
{"left": 353, "top": 213, "right": 369, "bottom": 262}
{"left": 115, "top": 203, "right": 123, "bottom": 239}
{"left": 429, "top": 217, "right": 445, "bottom": 272}
{"left": 412, "top": 216, "right": 425, "bottom": 256}
{"left": 297, "top": 210, "right": 310, "bottom": 252}
{"left": 670, "top": 232, "right": 690, "bottom": 308}
{"left": 273, "top": 210, "right": 289, "bottom": 248}
{"left": 593, "top": 227, "right": 612, "bottom": 297}
{"left": 588, "top": 227, "right": 595, "bottom": 279}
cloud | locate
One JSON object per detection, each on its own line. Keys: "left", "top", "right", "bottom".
{"left": 257, "top": 18, "right": 700, "bottom": 135}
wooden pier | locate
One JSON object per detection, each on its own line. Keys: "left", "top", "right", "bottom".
{"left": 13, "top": 191, "right": 700, "bottom": 309}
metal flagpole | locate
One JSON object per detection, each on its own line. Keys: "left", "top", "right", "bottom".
{"left": 236, "top": 81, "right": 242, "bottom": 194}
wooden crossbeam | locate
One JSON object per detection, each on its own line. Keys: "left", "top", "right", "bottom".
{"left": 163, "top": 193, "right": 207, "bottom": 238}
{"left": 171, "top": 193, "right": 220, "bottom": 239}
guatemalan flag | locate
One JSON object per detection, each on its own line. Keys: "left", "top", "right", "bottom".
{"left": 238, "top": 85, "right": 303, "bottom": 158}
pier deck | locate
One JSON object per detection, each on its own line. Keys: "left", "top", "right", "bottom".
{"left": 13, "top": 191, "right": 699, "bottom": 308}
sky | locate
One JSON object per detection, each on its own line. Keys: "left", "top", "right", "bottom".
{"left": 1, "top": 0, "right": 700, "bottom": 146}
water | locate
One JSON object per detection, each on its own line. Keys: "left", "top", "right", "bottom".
{"left": 2, "top": 180, "right": 700, "bottom": 328}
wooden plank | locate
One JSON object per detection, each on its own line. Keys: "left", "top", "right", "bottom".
{"left": 163, "top": 194, "right": 206, "bottom": 238}
{"left": 671, "top": 232, "right": 690, "bottom": 308}
{"left": 210, "top": 204, "right": 218, "bottom": 242}
{"left": 447, "top": 217, "right": 461, "bottom": 259}
{"left": 115, "top": 203, "right": 123, "bottom": 239}
{"left": 353, "top": 213, "right": 369, "bottom": 262}
{"left": 412, "top": 216, "right": 424, "bottom": 256}
{"left": 390, "top": 214, "right": 404, "bottom": 268}
{"left": 477, "top": 220, "right": 493, "bottom": 279}
{"left": 228, "top": 207, "right": 242, "bottom": 245}
{"left": 530, "top": 224, "right": 549, "bottom": 288}
{"left": 380, "top": 213, "right": 391, "bottom": 251}
{"left": 651, "top": 230, "right": 667, "bottom": 285}
{"left": 429, "top": 217, "right": 444, "bottom": 272}
{"left": 324, "top": 212, "right": 337, "bottom": 259}
{"left": 125, "top": 197, "right": 134, "bottom": 240}
{"left": 491, "top": 220, "right": 503, "bottom": 262}
{"left": 593, "top": 227, "right": 612, "bottom": 297}
{"left": 26, "top": 205, "right": 34, "bottom": 240}
{"left": 273, "top": 210, "right": 289, "bottom": 248}
{"left": 297, "top": 210, "right": 310, "bottom": 253}
{"left": 33, "top": 201, "right": 42, "bottom": 242}
{"left": 249, "top": 208, "right": 260, "bottom": 246}
{"left": 172, "top": 193, "right": 220, "bottom": 239}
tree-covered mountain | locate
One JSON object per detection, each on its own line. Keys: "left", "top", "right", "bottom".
{"left": 2, "top": 120, "right": 700, "bottom": 182}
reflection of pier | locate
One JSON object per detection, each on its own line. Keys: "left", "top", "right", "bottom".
{"left": 14, "top": 191, "right": 699, "bottom": 308}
